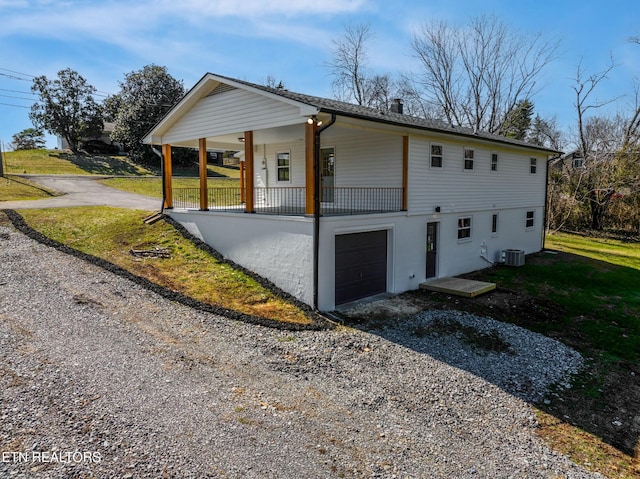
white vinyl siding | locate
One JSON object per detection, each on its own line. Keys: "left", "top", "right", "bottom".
{"left": 261, "top": 142, "right": 305, "bottom": 187}
{"left": 408, "top": 137, "right": 547, "bottom": 214}
{"left": 163, "top": 88, "right": 306, "bottom": 144}
{"left": 322, "top": 128, "right": 403, "bottom": 188}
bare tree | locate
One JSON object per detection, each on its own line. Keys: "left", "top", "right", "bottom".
{"left": 410, "top": 15, "right": 559, "bottom": 133}
{"left": 327, "top": 23, "right": 374, "bottom": 106}
{"left": 528, "top": 115, "right": 563, "bottom": 151}
{"left": 265, "top": 75, "right": 285, "bottom": 89}
{"left": 550, "top": 59, "right": 640, "bottom": 232}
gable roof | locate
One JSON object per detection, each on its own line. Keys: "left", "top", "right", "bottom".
{"left": 145, "top": 73, "right": 560, "bottom": 154}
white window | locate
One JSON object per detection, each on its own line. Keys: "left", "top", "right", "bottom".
{"left": 530, "top": 157, "right": 537, "bottom": 174}
{"left": 276, "top": 151, "right": 290, "bottom": 182}
{"left": 526, "top": 210, "right": 535, "bottom": 229}
{"left": 430, "top": 144, "right": 443, "bottom": 168}
{"left": 464, "top": 148, "right": 474, "bottom": 170}
{"left": 491, "top": 213, "right": 498, "bottom": 235}
{"left": 491, "top": 153, "right": 498, "bottom": 172}
{"left": 457, "top": 217, "right": 472, "bottom": 240}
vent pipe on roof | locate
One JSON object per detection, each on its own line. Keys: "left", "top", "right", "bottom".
{"left": 390, "top": 99, "right": 404, "bottom": 114}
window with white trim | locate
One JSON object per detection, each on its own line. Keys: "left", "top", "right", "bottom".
{"left": 526, "top": 210, "right": 535, "bottom": 229}
{"left": 464, "top": 148, "right": 474, "bottom": 170}
{"left": 530, "top": 157, "right": 537, "bottom": 174}
{"left": 276, "top": 151, "right": 290, "bottom": 182}
{"left": 491, "top": 213, "right": 498, "bottom": 235}
{"left": 491, "top": 153, "right": 498, "bottom": 172}
{"left": 457, "top": 217, "right": 472, "bottom": 240}
{"left": 430, "top": 144, "right": 443, "bottom": 168}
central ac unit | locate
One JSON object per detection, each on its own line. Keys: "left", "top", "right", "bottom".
{"left": 503, "top": 249, "right": 525, "bottom": 267}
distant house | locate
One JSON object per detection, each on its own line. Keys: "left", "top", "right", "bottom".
{"left": 144, "top": 73, "right": 558, "bottom": 311}
{"left": 57, "top": 122, "right": 122, "bottom": 152}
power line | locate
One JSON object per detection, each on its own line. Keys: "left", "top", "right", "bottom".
{"left": 0, "top": 102, "right": 30, "bottom": 109}
{"left": 0, "top": 93, "right": 35, "bottom": 101}
{"left": 0, "top": 88, "right": 37, "bottom": 96}
{"left": 0, "top": 72, "right": 31, "bottom": 81}
{"left": 0, "top": 67, "right": 35, "bottom": 78}
{"left": 0, "top": 67, "right": 113, "bottom": 97}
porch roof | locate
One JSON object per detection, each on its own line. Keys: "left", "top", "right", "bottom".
{"left": 144, "top": 72, "right": 560, "bottom": 155}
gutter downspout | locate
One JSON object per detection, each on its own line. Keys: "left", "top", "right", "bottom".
{"left": 313, "top": 113, "right": 336, "bottom": 310}
{"left": 152, "top": 146, "right": 165, "bottom": 213}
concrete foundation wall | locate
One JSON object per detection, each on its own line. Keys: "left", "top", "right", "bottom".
{"left": 168, "top": 211, "right": 314, "bottom": 306}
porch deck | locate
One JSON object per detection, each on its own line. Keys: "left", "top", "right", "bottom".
{"left": 419, "top": 277, "right": 496, "bottom": 298}
{"left": 171, "top": 186, "right": 404, "bottom": 216}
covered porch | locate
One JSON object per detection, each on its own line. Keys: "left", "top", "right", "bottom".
{"left": 157, "top": 119, "right": 409, "bottom": 217}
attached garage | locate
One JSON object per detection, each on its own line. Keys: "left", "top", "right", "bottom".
{"left": 335, "top": 230, "right": 388, "bottom": 305}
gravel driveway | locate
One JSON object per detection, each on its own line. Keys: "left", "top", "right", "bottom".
{"left": 0, "top": 221, "right": 602, "bottom": 478}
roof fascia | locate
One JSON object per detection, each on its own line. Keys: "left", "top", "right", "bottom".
{"left": 318, "top": 107, "right": 561, "bottom": 156}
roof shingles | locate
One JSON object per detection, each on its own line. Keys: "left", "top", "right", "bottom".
{"left": 215, "top": 73, "right": 558, "bottom": 154}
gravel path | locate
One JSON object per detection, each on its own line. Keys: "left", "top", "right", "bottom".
{"left": 0, "top": 222, "right": 603, "bottom": 478}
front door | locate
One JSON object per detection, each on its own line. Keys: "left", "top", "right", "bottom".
{"left": 426, "top": 222, "right": 438, "bottom": 279}
{"left": 320, "top": 147, "right": 335, "bottom": 203}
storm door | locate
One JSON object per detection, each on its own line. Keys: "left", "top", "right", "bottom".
{"left": 320, "top": 147, "right": 335, "bottom": 203}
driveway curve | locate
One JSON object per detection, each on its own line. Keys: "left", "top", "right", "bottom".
{"left": 0, "top": 175, "right": 161, "bottom": 210}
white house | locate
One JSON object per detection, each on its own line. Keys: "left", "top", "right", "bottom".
{"left": 144, "top": 73, "right": 557, "bottom": 312}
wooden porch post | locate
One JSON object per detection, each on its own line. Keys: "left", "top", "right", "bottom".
{"left": 244, "top": 131, "right": 255, "bottom": 213}
{"left": 402, "top": 136, "right": 409, "bottom": 211}
{"left": 198, "top": 138, "right": 208, "bottom": 211}
{"left": 239, "top": 160, "right": 246, "bottom": 203}
{"left": 305, "top": 120, "right": 317, "bottom": 215}
{"left": 162, "top": 143, "right": 173, "bottom": 209}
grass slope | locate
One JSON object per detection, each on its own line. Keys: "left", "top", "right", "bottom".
{"left": 101, "top": 177, "right": 239, "bottom": 199}
{"left": 3, "top": 149, "right": 154, "bottom": 176}
{"left": 0, "top": 175, "right": 60, "bottom": 201}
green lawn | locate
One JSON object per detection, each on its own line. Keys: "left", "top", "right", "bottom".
{"left": 470, "top": 232, "right": 640, "bottom": 478}
{"left": 482, "top": 234, "right": 640, "bottom": 362}
{"left": 3, "top": 149, "right": 155, "bottom": 176}
{"left": 546, "top": 231, "right": 640, "bottom": 270}
{"left": 100, "top": 176, "right": 239, "bottom": 199}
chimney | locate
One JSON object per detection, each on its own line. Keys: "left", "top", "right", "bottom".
{"left": 390, "top": 98, "right": 404, "bottom": 114}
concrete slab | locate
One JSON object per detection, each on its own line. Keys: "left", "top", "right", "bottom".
{"left": 420, "top": 277, "right": 496, "bottom": 298}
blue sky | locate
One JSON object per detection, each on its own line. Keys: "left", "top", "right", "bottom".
{"left": 1, "top": 0, "right": 638, "bottom": 150}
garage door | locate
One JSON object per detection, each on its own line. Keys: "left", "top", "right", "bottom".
{"left": 335, "top": 230, "right": 387, "bottom": 305}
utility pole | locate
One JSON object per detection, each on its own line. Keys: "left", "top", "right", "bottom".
{"left": 0, "top": 140, "right": 4, "bottom": 177}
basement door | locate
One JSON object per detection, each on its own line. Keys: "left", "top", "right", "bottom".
{"left": 426, "top": 222, "right": 438, "bottom": 279}
{"left": 335, "top": 230, "right": 388, "bottom": 305}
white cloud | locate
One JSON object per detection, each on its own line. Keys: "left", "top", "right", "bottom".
{"left": 163, "top": 0, "right": 367, "bottom": 18}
